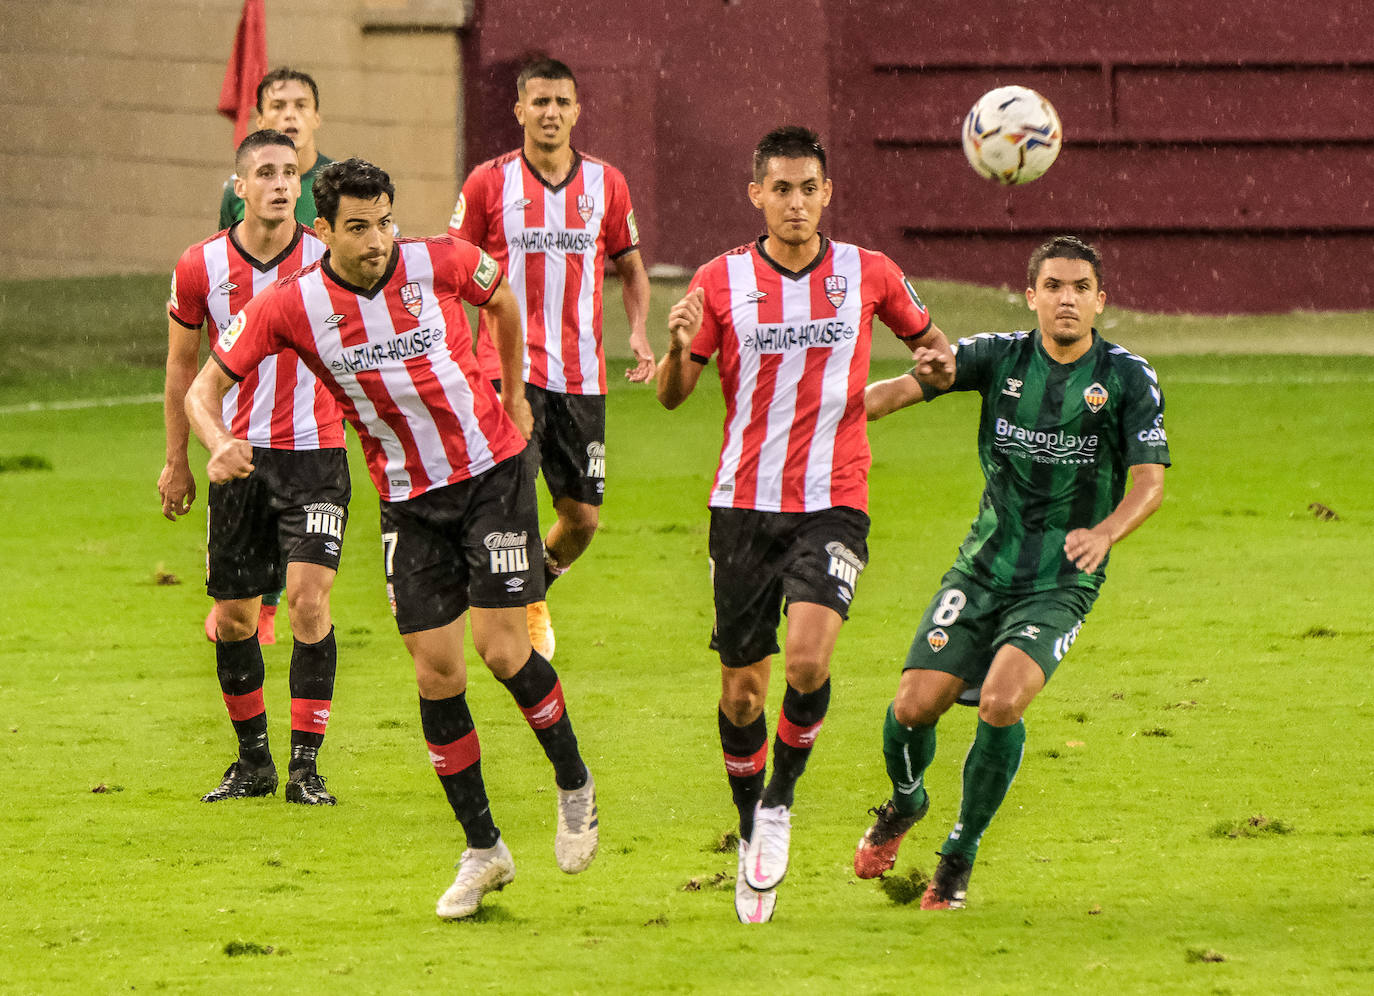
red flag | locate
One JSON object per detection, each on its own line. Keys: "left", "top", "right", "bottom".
{"left": 217, "top": 0, "right": 267, "bottom": 146}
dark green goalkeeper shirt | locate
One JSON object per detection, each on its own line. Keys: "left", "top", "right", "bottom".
{"left": 921, "top": 329, "right": 1171, "bottom": 594}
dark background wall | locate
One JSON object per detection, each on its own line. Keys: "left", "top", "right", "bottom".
{"left": 461, "top": 0, "right": 1374, "bottom": 315}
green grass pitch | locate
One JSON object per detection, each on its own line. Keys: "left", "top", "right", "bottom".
{"left": 1, "top": 275, "right": 1372, "bottom": 993}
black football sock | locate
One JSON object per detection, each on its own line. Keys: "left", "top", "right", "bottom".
{"left": 216, "top": 632, "right": 270, "bottom": 767}
{"left": 761, "top": 678, "right": 831, "bottom": 809}
{"left": 288, "top": 627, "right": 336, "bottom": 773}
{"left": 498, "top": 651, "right": 587, "bottom": 790}
{"left": 420, "top": 694, "right": 500, "bottom": 849}
{"left": 718, "top": 708, "right": 767, "bottom": 842}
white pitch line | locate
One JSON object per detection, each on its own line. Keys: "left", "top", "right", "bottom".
{"left": 1163, "top": 373, "right": 1374, "bottom": 385}
{"left": 0, "top": 393, "right": 162, "bottom": 415}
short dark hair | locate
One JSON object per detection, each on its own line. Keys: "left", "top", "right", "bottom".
{"left": 1027, "top": 235, "right": 1105, "bottom": 291}
{"left": 256, "top": 67, "right": 320, "bottom": 112}
{"left": 313, "top": 158, "right": 395, "bottom": 226}
{"left": 516, "top": 57, "right": 577, "bottom": 96}
{"left": 235, "top": 129, "right": 296, "bottom": 174}
{"left": 753, "top": 126, "right": 827, "bottom": 184}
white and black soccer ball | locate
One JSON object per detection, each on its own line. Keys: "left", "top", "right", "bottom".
{"left": 961, "top": 85, "right": 1062, "bottom": 185}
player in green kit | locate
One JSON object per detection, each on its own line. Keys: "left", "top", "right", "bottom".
{"left": 852, "top": 235, "right": 1170, "bottom": 909}
{"left": 218, "top": 68, "right": 334, "bottom": 230}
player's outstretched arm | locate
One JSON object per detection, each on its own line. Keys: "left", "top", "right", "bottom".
{"left": 614, "top": 250, "right": 655, "bottom": 383}
{"left": 1063, "top": 463, "right": 1166, "bottom": 573}
{"left": 158, "top": 317, "right": 201, "bottom": 521}
{"left": 864, "top": 374, "right": 925, "bottom": 420}
{"left": 480, "top": 276, "right": 533, "bottom": 439}
{"left": 185, "top": 359, "right": 255, "bottom": 484}
{"left": 656, "top": 287, "right": 706, "bottom": 410}
{"left": 865, "top": 340, "right": 955, "bottom": 420}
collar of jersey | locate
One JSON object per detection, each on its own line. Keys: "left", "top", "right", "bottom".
{"left": 1035, "top": 327, "right": 1102, "bottom": 367}
{"left": 321, "top": 244, "right": 401, "bottom": 299}
{"left": 521, "top": 148, "right": 583, "bottom": 193}
{"left": 227, "top": 221, "right": 306, "bottom": 273}
{"left": 755, "top": 234, "right": 830, "bottom": 280}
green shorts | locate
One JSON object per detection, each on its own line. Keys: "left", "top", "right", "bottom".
{"left": 902, "top": 568, "right": 1098, "bottom": 692}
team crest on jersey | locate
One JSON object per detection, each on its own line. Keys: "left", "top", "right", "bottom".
{"left": 1083, "top": 382, "right": 1109, "bottom": 413}
{"left": 577, "top": 194, "right": 595, "bottom": 223}
{"left": 927, "top": 628, "right": 949, "bottom": 653}
{"left": 474, "top": 250, "right": 500, "bottom": 291}
{"left": 824, "top": 275, "right": 848, "bottom": 308}
{"left": 218, "top": 311, "right": 246, "bottom": 352}
{"left": 400, "top": 281, "right": 423, "bottom": 318}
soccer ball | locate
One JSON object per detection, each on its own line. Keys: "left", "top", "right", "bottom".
{"left": 961, "top": 85, "right": 1062, "bottom": 185}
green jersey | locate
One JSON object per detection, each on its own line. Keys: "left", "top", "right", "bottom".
{"left": 217, "top": 152, "right": 335, "bottom": 230}
{"left": 923, "top": 329, "right": 1170, "bottom": 594}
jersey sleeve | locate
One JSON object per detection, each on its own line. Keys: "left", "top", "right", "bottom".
{"left": 212, "top": 286, "right": 286, "bottom": 382}
{"left": 437, "top": 236, "right": 503, "bottom": 307}
{"left": 1116, "top": 353, "right": 1172, "bottom": 468}
{"left": 448, "top": 169, "right": 489, "bottom": 245}
{"left": 168, "top": 249, "right": 210, "bottom": 330}
{"left": 686, "top": 265, "right": 720, "bottom": 363}
{"left": 603, "top": 168, "right": 641, "bottom": 259}
{"left": 874, "top": 254, "right": 932, "bottom": 341}
{"left": 921, "top": 332, "right": 998, "bottom": 401}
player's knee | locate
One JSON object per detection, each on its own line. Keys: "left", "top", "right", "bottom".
{"left": 719, "top": 675, "right": 767, "bottom": 725}
{"left": 782, "top": 657, "right": 829, "bottom": 693}
{"left": 720, "top": 693, "right": 764, "bottom": 727}
{"left": 286, "top": 587, "right": 331, "bottom": 637}
{"left": 893, "top": 697, "right": 941, "bottom": 728}
{"left": 977, "top": 693, "right": 1025, "bottom": 727}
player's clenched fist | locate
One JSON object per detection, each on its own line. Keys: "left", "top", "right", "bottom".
{"left": 667, "top": 287, "right": 705, "bottom": 349}
{"left": 912, "top": 345, "right": 956, "bottom": 391}
{"left": 206, "top": 439, "right": 255, "bottom": 485}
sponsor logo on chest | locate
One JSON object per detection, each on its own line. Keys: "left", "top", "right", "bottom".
{"left": 994, "top": 417, "right": 1099, "bottom": 465}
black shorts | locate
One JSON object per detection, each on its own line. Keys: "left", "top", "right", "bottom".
{"left": 524, "top": 383, "right": 605, "bottom": 506}
{"left": 206, "top": 447, "right": 351, "bottom": 600}
{"left": 707, "top": 506, "right": 869, "bottom": 666}
{"left": 379, "top": 454, "right": 544, "bottom": 634}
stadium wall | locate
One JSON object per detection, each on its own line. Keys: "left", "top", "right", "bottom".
{"left": 0, "top": 0, "right": 464, "bottom": 281}
{"left": 463, "top": 0, "right": 1374, "bottom": 315}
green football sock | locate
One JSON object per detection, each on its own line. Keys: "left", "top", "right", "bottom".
{"left": 882, "top": 702, "right": 935, "bottom": 817}
{"left": 942, "top": 718, "right": 1026, "bottom": 862}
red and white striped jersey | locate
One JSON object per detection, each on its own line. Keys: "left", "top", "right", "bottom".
{"left": 212, "top": 236, "right": 525, "bottom": 503}
{"left": 688, "top": 237, "right": 933, "bottom": 514}
{"left": 449, "top": 149, "right": 640, "bottom": 395}
{"left": 169, "top": 224, "right": 342, "bottom": 450}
